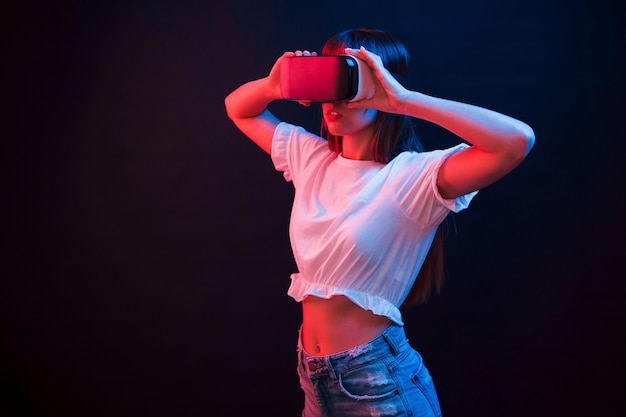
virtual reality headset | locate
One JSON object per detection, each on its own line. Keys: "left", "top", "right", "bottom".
{"left": 279, "top": 55, "right": 375, "bottom": 102}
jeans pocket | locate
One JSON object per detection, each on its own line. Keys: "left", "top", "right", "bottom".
{"left": 338, "top": 361, "right": 399, "bottom": 401}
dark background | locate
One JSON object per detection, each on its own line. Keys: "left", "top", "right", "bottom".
{"left": 3, "top": 0, "right": 625, "bottom": 416}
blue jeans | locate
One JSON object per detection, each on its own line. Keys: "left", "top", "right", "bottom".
{"left": 297, "top": 325, "right": 442, "bottom": 417}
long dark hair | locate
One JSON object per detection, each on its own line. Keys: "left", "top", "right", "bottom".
{"left": 320, "top": 28, "right": 453, "bottom": 307}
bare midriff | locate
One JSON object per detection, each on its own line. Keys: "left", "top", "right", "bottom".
{"left": 301, "top": 295, "right": 394, "bottom": 356}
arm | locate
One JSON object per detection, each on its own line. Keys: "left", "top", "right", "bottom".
{"left": 400, "top": 93, "right": 535, "bottom": 199}
{"left": 346, "top": 47, "right": 536, "bottom": 199}
{"left": 224, "top": 50, "right": 315, "bottom": 154}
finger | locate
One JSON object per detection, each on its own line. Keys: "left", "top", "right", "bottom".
{"left": 344, "top": 47, "right": 369, "bottom": 60}
{"left": 358, "top": 47, "right": 381, "bottom": 66}
{"left": 346, "top": 47, "right": 389, "bottom": 85}
{"left": 344, "top": 47, "right": 359, "bottom": 56}
{"left": 344, "top": 47, "right": 372, "bottom": 70}
{"left": 346, "top": 100, "right": 366, "bottom": 109}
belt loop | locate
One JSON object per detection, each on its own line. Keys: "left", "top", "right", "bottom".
{"left": 325, "top": 357, "right": 338, "bottom": 381}
{"left": 382, "top": 327, "right": 400, "bottom": 356}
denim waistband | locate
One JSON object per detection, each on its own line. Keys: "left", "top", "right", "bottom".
{"left": 298, "top": 325, "right": 408, "bottom": 380}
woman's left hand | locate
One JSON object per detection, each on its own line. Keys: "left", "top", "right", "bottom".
{"left": 343, "top": 46, "right": 410, "bottom": 114}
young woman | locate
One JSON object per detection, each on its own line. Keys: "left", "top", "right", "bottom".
{"left": 224, "top": 28, "right": 534, "bottom": 417}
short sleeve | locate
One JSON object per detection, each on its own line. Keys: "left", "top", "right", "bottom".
{"left": 391, "top": 144, "right": 478, "bottom": 226}
{"left": 429, "top": 144, "right": 478, "bottom": 213}
{"left": 270, "top": 122, "right": 333, "bottom": 186}
{"left": 271, "top": 122, "right": 293, "bottom": 182}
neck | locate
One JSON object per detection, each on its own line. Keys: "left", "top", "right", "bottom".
{"left": 340, "top": 127, "right": 377, "bottom": 161}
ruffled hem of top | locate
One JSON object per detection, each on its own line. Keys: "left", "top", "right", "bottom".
{"left": 287, "top": 274, "right": 404, "bottom": 326}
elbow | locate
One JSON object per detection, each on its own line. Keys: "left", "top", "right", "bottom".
{"left": 521, "top": 124, "right": 536, "bottom": 156}
{"left": 510, "top": 123, "right": 535, "bottom": 161}
{"left": 224, "top": 89, "right": 246, "bottom": 121}
{"left": 224, "top": 94, "right": 235, "bottom": 121}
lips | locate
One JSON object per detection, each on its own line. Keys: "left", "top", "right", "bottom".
{"left": 325, "top": 110, "right": 343, "bottom": 122}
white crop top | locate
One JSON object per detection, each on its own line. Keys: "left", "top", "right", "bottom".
{"left": 271, "top": 122, "right": 477, "bottom": 325}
